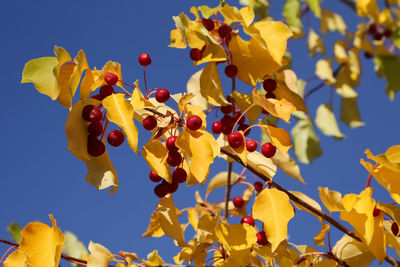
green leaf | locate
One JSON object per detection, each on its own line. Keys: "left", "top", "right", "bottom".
{"left": 239, "top": 0, "right": 270, "bottom": 20}
{"left": 337, "top": 86, "right": 365, "bottom": 128}
{"left": 7, "top": 222, "right": 22, "bottom": 243}
{"left": 315, "top": 104, "right": 345, "bottom": 139}
{"left": 374, "top": 55, "right": 400, "bottom": 100}
{"left": 21, "top": 57, "right": 59, "bottom": 100}
{"left": 63, "top": 231, "right": 88, "bottom": 267}
{"left": 291, "top": 112, "right": 322, "bottom": 164}
{"left": 283, "top": 0, "right": 302, "bottom": 31}
{"left": 304, "top": 0, "right": 321, "bottom": 18}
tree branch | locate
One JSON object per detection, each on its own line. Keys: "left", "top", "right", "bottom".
{"left": 337, "top": 0, "right": 356, "bottom": 11}
{"left": 220, "top": 148, "right": 400, "bottom": 266}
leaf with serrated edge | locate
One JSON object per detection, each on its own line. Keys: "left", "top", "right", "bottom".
{"left": 253, "top": 188, "right": 294, "bottom": 251}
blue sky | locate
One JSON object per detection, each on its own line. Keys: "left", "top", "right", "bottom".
{"left": 1, "top": 0, "right": 400, "bottom": 265}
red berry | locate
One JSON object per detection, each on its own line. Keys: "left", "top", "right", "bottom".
{"left": 373, "top": 206, "right": 381, "bottom": 217}
{"left": 246, "top": 139, "right": 257, "bottom": 152}
{"left": 172, "top": 168, "right": 187, "bottom": 183}
{"left": 154, "top": 183, "right": 168, "bottom": 198}
{"left": 218, "top": 24, "right": 232, "bottom": 38}
{"left": 262, "top": 109, "right": 269, "bottom": 115}
{"left": 228, "top": 132, "right": 244, "bottom": 148}
{"left": 107, "top": 130, "right": 125, "bottom": 147}
{"left": 224, "top": 64, "right": 238, "bottom": 78}
{"left": 149, "top": 171, "right": 163, "bottom": 183}
{"left": 241, "top": 216, "right": 255, "bottom": 227}
{"left": 373, "top": 33, "right": 383, "bottom": 41}
{"left": 190, "top": 48, "right": 203, "bottom": 61}
{"left": 221, "top": 115, "right": 235, "bottom": 135}
{"left": 367, "top": 24, "right": 377, "bottom": 35}
{"left": 167, "top": 151, "right": 183, "bottom": 167}
{"left": 99, "top": 85, "right": 115, "bottom": 99}
{"left": 87, "top": 135, "right": 105, "bottom": 157}
{"left": 166, "top": 136, "right": 178, "bottom": 152}
{"left": 155, "top": 88, "right": 170, "bottom": 103}
{"left": 364, "top": 51, "right": 373, "bottom": 59}
{"left": 384, "top": 28, "right": 392, "bottom": 38}
{"left": 263, "top": 79, "right": 277, "bottom": 92}
{"left": 392, "top": 222, "right": 399, "bottom": 236}
{"left": 238, "top": 124, "right": 250, "bottom": 136}
{"left": 82, "top": 105, "right": 103, "bottom": 123}
{"left": 104, "top": 73, "right": 118, "bottom": 86}
{"left": 233, "top": 196, "right": 245, "bottom": 208}
{"left": 265, "top": 91, "right": 276, "bottom": 99}
{"left": 143, "top": 115, "right": 157, "bottom": 130}
{"left": 233, "top": 112, "right": 245, "bottom": 124}
{"left": 162, "top": 180, "right": 179, "bottom": 194}
{"left": 220, "top": 105, "right": 233, "bottom": 114}
{"left": 256, "top": 231, "right": 268, "bottom": 245}
{"left": 88, "top": 122, "right": 103, "bottom": 136}
{"left": 186, "top": 115, "right": 202, "bottom": 131}
{"left": 261, "top": 142, "right": 276, "bottom": 158}
{"left": 201, "top": 18, "right": 214, "bottom": 31}
{"left": 212, "top": 121, "right": 223, "bottom": 134}
{"left": 91, "top": 94, "right": 103, "bottom": 101}
{"left": 254, "top": 181, "right": 263, "bottom": 193}
{"left": 138, "top": 53, "right": 151, "bottom": 67}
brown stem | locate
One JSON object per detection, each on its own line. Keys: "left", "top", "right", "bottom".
{"left": 224, "top": 162, "right": 233, "bottom": 220}
{"left": 219, "top": 148, "right": 400, "bottom": 266}
{"left": 304, "top": 64, "right": 343, "bottom": 99}
{"left": 143, "top": 107, "right": 167, "bottom": 118}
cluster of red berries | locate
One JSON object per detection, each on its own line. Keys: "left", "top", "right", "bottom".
{"left": 189, "top": 18, "right": 233, "bottom": 62}
{"left": 240, "top": 215, "right": 268, "bottom": 245}
{"left": 149, "top": 168, "right": 187, "bottom": 198}
{"left": 211, "top": 105, "right": 250, "bottom": 136}
{"left": 263, "top": 78, "right": 277, "bottom": 100}
{"left": 84, "top": 73, "right": 126, "bottom": 157}
{"left": 367, "top": 23, "right": 392, "bottom": 42}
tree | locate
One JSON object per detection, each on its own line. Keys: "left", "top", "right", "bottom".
{"left": 1, "top": 0, "right": 400, "bottom": 266}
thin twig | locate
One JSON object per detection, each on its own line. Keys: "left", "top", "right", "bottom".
{"left": 304, "top": 64, "right": 343, "bottom": 98}
{"left": 337, "top": 0, "right": 356, "bottom": 10}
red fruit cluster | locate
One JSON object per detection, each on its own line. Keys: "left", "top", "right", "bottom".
{"left": 254, "top": 181, "right": 263, "bottom": 193}
{"left": 211, "top": 104, "right": 250, "bottom": 137}
{"left": 263, "top": 78, "right": 277, "bottom": 99}
{"left": 83, "top": 105, "right": 105, "bottom": 157}
{"left": 228, "top": 132, "right": 244, "bottom": 148}
{"left": 218, "top": 24, "right": 231, "bottom": 39}
{"left": 201, "top": 18, "right": 214, "bottom": 31}
{"left": 367, "top": 23, "right": 391, "bottom": 41}
{"left": 149, "top": 167, "right": 187, "bottom": 198}
{"left": 239, "top": 215, "right": 268, "bottom": 245}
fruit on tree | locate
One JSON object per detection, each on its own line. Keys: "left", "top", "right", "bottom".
{"left": 138, "top": 53, "right": 151, "bottom": 67}
{"left": 154, "top": 183, "right": 168, "bottom": 198}
{"left": 233, "top": 196, "right": 245, "bottom": 208}
{"left": 228, "top": 132, "right": 244, "bottom": 148}
{"left": 263, "top": 78, "right": 277, "bottom": 92}
{"left": 104, "top": 73, "right": 118, "bottom": 86}
{"left": 99, "top": 85, "right": 115, "bottom": 99}
{"left": 373, "top": 206, "right": 381, "bottom": 217}
{"left": 254, "top": 181, "right": 263, "bottom": 193}
{"left": 233, "top": 111, "right": 245, "bottom": 124}
{"left": 220, "top": 105, "right": 233, "bottom": 114}
{"left": 155, "top": 88, "right": 170, "bottom": 103}
{"left": 201, "top": 18, "right": 214, "bottom": 31}
{"left": 224, "top": 64, "right": 238, "bottom": 78}
{"left": 107, "top": 130, "right": 125, "bottom": 147}
{"left": 143, "top": 115, "right": 157, "bottom": 130}
{"left": 392, "top": 222, "right": 400, "bottom": 237}
{"left": 190, "top": 48, "right": 202, "bottom": 61}
{"left": 87, "top": 135, "right": 105, "bottom": 157}
{"left": 212, "top": 121, "right": 223, "bottom": 134}
{"left": 238, "top": 124, "right": 250, "bottom": 136}
{"left": 82, "top": 105, "right": 103, "bottom": 123}
{"left": 246, "top": 139, "right": 257, "bottom": 152}
{"left": 88, "top": 122, "right": 103, "bottom": 136}
{"left": 186, "top": 115, "right": 202, "bottom": 131}
{"left": 167, "top": 151, "right": 183, "bottom": 167}
{"left": 261, "top": 142, "right": 276, "bottom": 158}
{"left": 166, "top": 136, "right": 178, "bottom": 152}
{"left": 221, "top": 115, "right": 235, "bottom": 135}
{"left": 218, "top": 24, "right": 231, "bottom": 38}
{"left": 149, "top": 171, "right": 163, "bottom": 183}
{"left": 241, "top": 216, "right": 255, "bottom": 227}
{"left": 172, "top": 168, "right": 187, "bottom": 184}
{"left": 256, "top": 231, "right": 268, "bottom": 245}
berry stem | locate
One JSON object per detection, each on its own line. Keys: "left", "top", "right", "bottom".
{"left": 230, "top": 103, "right": 256, "bottom": 134}
{"left": 143, "top": 67, "right": 149, "bottom": 97}
{"left": 366, "top": 163, "right": 379, "bottom": 188}
{"left": 0, "top": 245, "right": 17, "bottom": 265}
{"left": 100, "top": 119, "right": 110, "bottom": 141}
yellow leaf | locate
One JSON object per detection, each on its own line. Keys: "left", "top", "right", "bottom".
{"left": 144, "top": 250, "right": 165, "bottom": 267}
{"left": 102, "top": 93, "right": 139, "bottom": 154}
{"left": 3, "top": 250, "right": 28, "bottom": 267}
{"left": 334, "top": 40, "right": 349, "bottom": 63}
{"left": 228, "top": 35, "right": 282, "bottom": 85}
{"left": 384, "top": 220, "right": 400, "bottom": 259}
{"left": 200, "top": 62, "right": 230, "bottom": 106}
{"left": 315, "top": 104, "right": 345, "bottom": 139}
{"left": 142, "top": 139, "right": 171, "bottom": 183}
{"left": 320, "top": 9, "right": 347, "bottom": 36}
{"left": 215, "top": 223, "right": 257, "bottom": 251}
{"left": 73, "top": 50, "right": 98, "bottom": 101}
{"left": 230, "top": 186, "right": 254, "bottom": 218}
{"left": 21, "top": 57, "right": 59, "bottom": 100}
{"left": 245, "top": 21, "right": 293, "bottom": 65}
{"left": 184, "top": 104, "right": 207, "bottom": 129}
{"left": 336, "top": 85, "right": 365, "bottom": 128}
{"left": 220, "top": 4, "right": 254, "bottom": 27}
{"left": 354, "top": 0, "right": 380, "bottom": 19}
{"left": 348, "top": 48, "right": 361, "bottom": 82}
{"left": 186, "top": 69, "right": 209, "bottom": 110}
{"left": 187, "top": 208, "right": 199, "bottom": 231}
{"left": 289, "top": 190, "right": 323, "bottom": 220}
{"left": 176, "top": 129, "right": 218, "bottom": 185}
{"left": 87, "top": 242, "right": 114, "bottom": 267}
{"left": 247, "top": 151, "right": 277, "bottom": 180}
{"left": 142, "top": 211, "right": 164, "bottom": 238}
{"left": 252, "top": 188, "right": 294, "bottom": 251}
{"left": 272, "top": 150, "right": 305, "bottom": 184}
{"left": 275, "top": 70, "right": 309, "bottom": 113}
{"left": 85, "top": 147, "right": 119, "bottom": 194}
{"left": 65, "top": 98, "right": 100, "bottom": 162}
{"left": 53, "top": 46, "right": 75, "bottom": 108}
{"left": 169, "top": 28, "right": 187, "bottom": 48}
{"left": 318, "top": 187, "right": 345, "bottom": 212}
{"left": 206, "top": 171, "right": 240, "bottom": 198}
{"left": 315, "top": 59, "right": 336, "bottom": 84}
{"left": 252, "top": 89, "right": 296, "bottom": 123}
{"left": 231, "top": 91, "right": 262, "bottom": 125}
{"left": 18, "top": 215, "right": 65, "bottom": 267}
{"left": 366, "top": 145, "right": 400, "bottom": 172}
{"left": 157, "top": 195, "right": 187, "bottom": 247}
{"left": 261, "top": 124, "right": 291, "bottom": 154}
{"left": 314, "top": 223, "right": 330, "bottom": 246}
{"left": 332, "top": 234, "right": 375, "bottom": 266}
{"left": 308, "top": 29, "right": 326, "bottom": 57}
{"left": 178, "top": 94, "right": 195, "bottom": 113}
{"left": 96, "top": 61, "right": 125, "bottom": 90}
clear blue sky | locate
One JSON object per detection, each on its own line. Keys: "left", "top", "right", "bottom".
{"left": 1, "top": 0, "right": 399, "bottom": 265}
